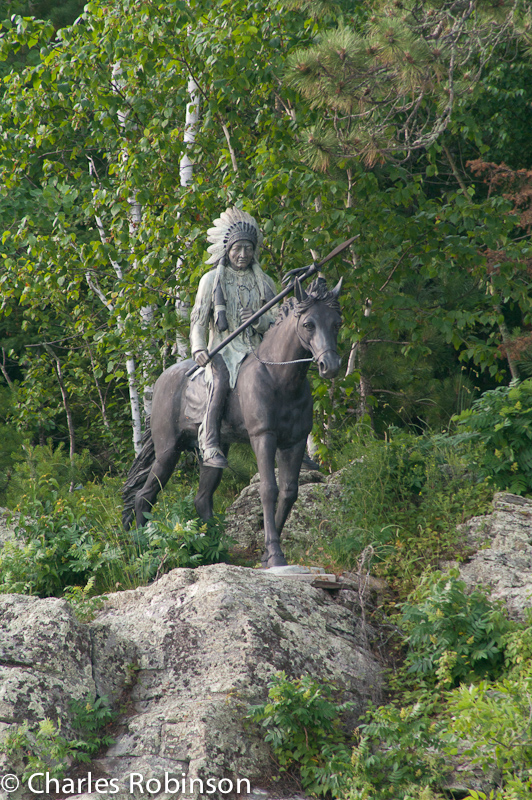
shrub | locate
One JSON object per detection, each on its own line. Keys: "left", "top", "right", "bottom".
{"left": 441, "top": 612, "right": 532, "bottom": 799}
{"left": 0, "top": 496, "right": 123, "bottom": 597}
{"left": 349, "top": 699, "right": 447, "bottom": 800}
{"left": 447, "top": 676, "right": 532, "bottom": 792}
{"left": 64, "top": 578, "right": 105, "bottom": 622}
{"left": 0, "top": 719, "right": 82, "bottom": 782}
{"left": 5, "top": 441, "right": 93, "bottom": 510}
{"left": 248, "top": 672, "right": 354, "bottom": 797}
{"left": 399, "top": 569, "right": 512, "bottom": 686}
{"left": 69, "top": 695, "right": 116, "bottom": 758}
{"left": 131, "top": 494, "right": 231, "bottom": 582}
{"left": 453, "top": 378, "right": 532, "bottom": 495}
{"left": 0, "top": 483, "right": 232, "bottom": 598}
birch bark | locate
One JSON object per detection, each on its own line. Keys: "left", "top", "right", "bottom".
{"left": 174, "top": 76, "right": 200, "bottom": 359}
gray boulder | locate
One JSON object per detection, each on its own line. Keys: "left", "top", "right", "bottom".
{"left": 445, "top": 492, "right": 532, "bottom": 620}
{"left": 0, "top": 595, "right": 97, "bottom": 799}
{"left": 0, "top": 564, "right": 382, "bottom": 800}
{"left": 0, "top": 594, "right": 95, "bottom": 723}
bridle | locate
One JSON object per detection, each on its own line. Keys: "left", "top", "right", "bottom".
{"left": 252, "top": 303, "right": 339, "bottom": 367}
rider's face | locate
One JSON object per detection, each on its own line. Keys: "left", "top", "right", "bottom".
{"left": 228, "top": 241, "right": 254, "bottom": 271}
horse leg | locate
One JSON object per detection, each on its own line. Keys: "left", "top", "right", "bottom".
{"left": 134, "top": 446, "right": 180, "bottom": 527}
{"left": 195, "top": 462, "right": 224, "bottom": 521}
{"left": 275, "top": 439, "right": 307, "bottom": 535}
{"left": 250, "top": 432, "right": 287, "bottom": 568}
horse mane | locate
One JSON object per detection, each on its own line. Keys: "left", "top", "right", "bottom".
{"left": 274, "top": 277, "right": 340, "bottom": 327}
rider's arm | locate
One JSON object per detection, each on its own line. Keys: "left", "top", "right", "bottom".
{"left": 190, "top": 271, "right": 215, "bottom": 359}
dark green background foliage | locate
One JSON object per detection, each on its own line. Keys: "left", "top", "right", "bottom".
{"left": 0, "top": 1, "right": 85, "bottom": 28}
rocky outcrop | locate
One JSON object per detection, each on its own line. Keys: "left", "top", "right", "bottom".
{"left": 0, "top": 564, "right": 382, "bottom": 800}
{"left": 0, "top": 508, "right": 18, "bottom": 549}
{"left": 0, "top": 595, "right": 96, "bottom": 727}
{"left": 226, "top": 470, "right": 343, "bottom": 559}
{"left": 445, "top": 492, "right": 532, "bottom": 620}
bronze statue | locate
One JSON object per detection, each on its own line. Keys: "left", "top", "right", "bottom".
{"left": 123, "top": 209, "right": 343, "bottom": 568}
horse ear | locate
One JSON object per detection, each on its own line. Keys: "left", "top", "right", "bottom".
{"left": 331, "top": 277, "right": 343, "bottom": 299}
{"left": 294, "top": 278, "right": 308, "bottom": 303}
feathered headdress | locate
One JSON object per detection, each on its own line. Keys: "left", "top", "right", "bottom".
{"left": 205, "top": 208, "right": 268, "bottom": 333}
{"left": 206, "top": 207, "right": 263, "bottom": 265}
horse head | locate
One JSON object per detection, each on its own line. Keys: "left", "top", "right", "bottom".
{"left": 293, "top": 276, "right": 343, "bottom": 379}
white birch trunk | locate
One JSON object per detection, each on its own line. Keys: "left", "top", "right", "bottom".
{"left": 126, "top": 356, "right": 143, "bottom": 452}
{"left": 84, "top": 65, "right": 146, "bottom": 453}
{"left": 114, "top": 63, "right": 155, "bottom": 436}
{"left": 180, "top": 78, "right": 199, "bottom": 188}
{"left": 174, "top": 77, "right": 200, "bottom": 359}
{"left": 86, "top": 206, "right": 144, "bottom": 454}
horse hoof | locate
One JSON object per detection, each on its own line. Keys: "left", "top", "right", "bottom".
{"left": 266, "top": 554, "right": 288, "bottom": 569}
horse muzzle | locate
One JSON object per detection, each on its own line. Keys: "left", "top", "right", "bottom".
{"left": 317, "top": 350, "right": 341, "bottom": 379}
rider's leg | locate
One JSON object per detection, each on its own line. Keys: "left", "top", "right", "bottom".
{"left": 201, "top": 354, "right": 230, "bottom": 469}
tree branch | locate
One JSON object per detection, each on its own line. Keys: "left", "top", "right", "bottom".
{"left": 0, "top": 349, "right": 14, "bottom": 390}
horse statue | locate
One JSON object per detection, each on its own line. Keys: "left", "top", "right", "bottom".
{"left": 122, "top": 276, "right": 342, "bottom": 568}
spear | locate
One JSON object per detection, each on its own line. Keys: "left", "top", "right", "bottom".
{"left": 185, "top": 235, "right": 358, "bottom": 377}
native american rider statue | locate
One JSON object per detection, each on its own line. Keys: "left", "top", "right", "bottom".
{"left": 189, "top": 207, "right": 277, "bottom": 469}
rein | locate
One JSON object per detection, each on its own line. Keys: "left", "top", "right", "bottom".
{"left": 253, "top": 353, "right": 314, "bottom": 366}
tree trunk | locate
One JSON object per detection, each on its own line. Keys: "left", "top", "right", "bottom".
{"left": 173, "top": 76, "right": 200, "bottom": 359}
{"left": 0, "top": 348, "right": 14, "bottom": 390}
{"left": 356, "top": 340, "right": 374, "bottom": 426}
{"left": 43, "top": 345, "right": 76, "bottom": 491}
{"left": 89, "top": 349, "right": 110, "bottom": 429}
{"left": 497, "top": 308, "right": 520, "bottom": 382}
{"left": 489, "top": 280, "right": 520, "bottom": 381}
{"left": 180, "top": 77, "right": 200, "bottom": 187}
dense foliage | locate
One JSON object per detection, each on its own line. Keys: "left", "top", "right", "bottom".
{"left": 0, "top": 448, "right": 230, "bottom": 597}
{"left": 400, "top": 569, "right": 511, "bottom": 686}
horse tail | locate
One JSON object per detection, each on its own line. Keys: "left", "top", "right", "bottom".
{"left": 122, "top": 419, "right": 156, "bottom": 530}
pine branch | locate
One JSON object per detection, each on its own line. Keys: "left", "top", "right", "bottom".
{"left": 285, "top": 0, "right": 523, "bottom": 163}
